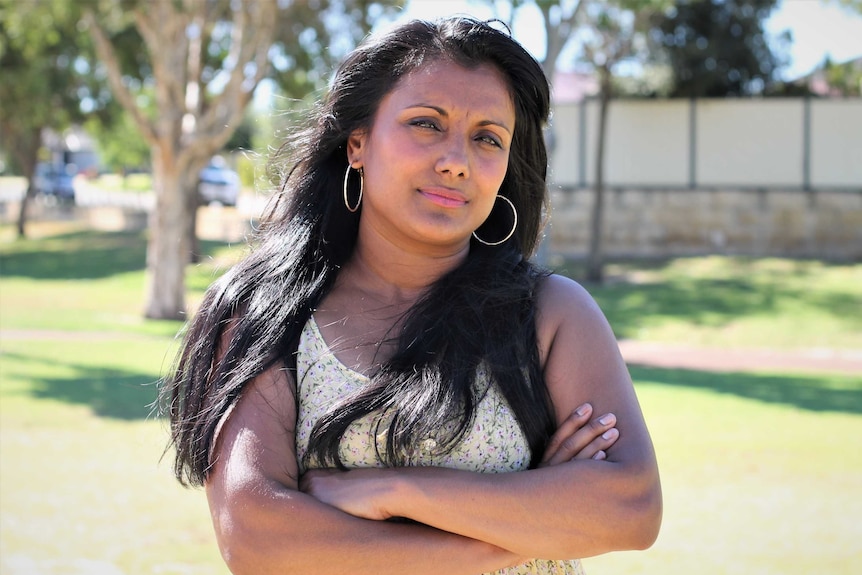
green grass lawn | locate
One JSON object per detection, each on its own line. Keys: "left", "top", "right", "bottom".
{"left": 1, "top": 224, "right": 860, "bottom": 574}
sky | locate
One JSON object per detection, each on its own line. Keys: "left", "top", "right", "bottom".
{"left": 387, "top": 0, "right": 862, "bottom": 80}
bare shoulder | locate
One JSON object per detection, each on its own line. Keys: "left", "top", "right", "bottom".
{"left": 536, "top": 273, "right": 600, "bottom": 312}
{"left": 535, "top": 273, "right": 612, "bottom": 353}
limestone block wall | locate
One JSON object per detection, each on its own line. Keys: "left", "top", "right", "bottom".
{"left": 548, "top": 188, "right": 862, "bottom": 260}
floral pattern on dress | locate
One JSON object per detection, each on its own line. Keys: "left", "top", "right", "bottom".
{"left": 295, "top": 316, "right": 585, "bottom": 575}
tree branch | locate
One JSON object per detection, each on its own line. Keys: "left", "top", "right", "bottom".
{"left": 195, "top": 0, "right": 277, "bottom": 145}
{"left": 134, "top": 2, "right": 189, "bottom": 126}
{"left": 82, "top": 10, "right": 158, "bottom": 146}
{"left": 538, "top": 0, "right": 587, "bottom": 80}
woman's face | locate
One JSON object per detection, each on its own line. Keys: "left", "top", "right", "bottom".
{"left": 348, "top": 59, "right": 515, "bottom": 253}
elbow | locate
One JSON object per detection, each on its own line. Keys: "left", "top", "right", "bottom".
{"left": 619, "top": 469, "right": 663, "bottom": 551}
{"left": 627, "top": 483, "right": 663, "bottom": 550}
{"left": 209, "top": 489, "right": 285, "bottom": 575}
{"left": 211, "top": 508, "right": 258, "bottom": 575}
{"left": 555, "top": 465, "right": 662, "bottom": 558}
{"left": 208, "top": 482, "right": 311, "bottom": 575}
{"left": 591, "top": 462, "right": 662, "bottom": 555}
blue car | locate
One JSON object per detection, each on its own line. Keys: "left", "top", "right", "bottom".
{"left": 34, "top": 163, "right": 76, "bottom": 202}
{"left": 198, "top": 163, "right": 240, "bottom": 206}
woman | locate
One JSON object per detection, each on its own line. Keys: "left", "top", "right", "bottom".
{"left": 164, "top": 17, "right": 661, "bottom": 575}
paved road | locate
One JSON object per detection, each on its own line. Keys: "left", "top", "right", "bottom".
{"left": 618, "top": 340, "right": 862, "bottom": 376}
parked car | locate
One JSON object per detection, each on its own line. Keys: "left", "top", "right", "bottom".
{"left": 198, "top": 163, "right": 240, "bottom": 206}
{"left": 34, "top": 162, "right": 76, "bottom": 202}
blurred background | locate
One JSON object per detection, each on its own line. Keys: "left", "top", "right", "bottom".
{"left": 1, "top": 1, "right": 860, "bottom": 574}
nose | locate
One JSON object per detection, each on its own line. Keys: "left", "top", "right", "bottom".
{"left": 435, "top": 135, "right": 469, "bottom": 179}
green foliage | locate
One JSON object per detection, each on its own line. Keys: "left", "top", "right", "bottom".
{"left": 0, "top": 0, "right": 93, "bottom": 170}
{"left": 648, "top": 0, "right": 787, "bottom": 97}
{"left": 269, "top": 0, "right": 406, "bottom": 99}
{"left": 84, "top": 104, "right": 151, "bottom": 172}
{"left": 820, "top": 55, "right": 862, "bottom": 96}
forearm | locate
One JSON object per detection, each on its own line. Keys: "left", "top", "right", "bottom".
{"left": 389, "top": 459, "right": 662, "bottom": 559}
{"left": 208, "top": 479, "right": 521, "bottom": 575}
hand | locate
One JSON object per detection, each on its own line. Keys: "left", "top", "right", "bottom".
{"left": 539, "top": 403, "right": 619, "bottom": 467}
{"left": 300, "top": 467, "right": 397, "bottom": 521}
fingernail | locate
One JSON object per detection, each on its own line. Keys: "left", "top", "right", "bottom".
{"left": 593, "top": 450, "right": 606, "bottom": 460}
{"left": 574, "top": 403, "right": 590, "bottom": 417}
{"left": 602, "top": 428, "right": 619, "bottom": 441}
{"left": 598, "top": 413, "right": 615, "bottom": 426}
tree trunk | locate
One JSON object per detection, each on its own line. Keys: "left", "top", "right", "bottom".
{"left": 586, "top": 68, "right": 612, "bottom": 283}
{"left": 183, "top": 168, "right": 202, "bottom": 264}
{"left": 144, "top": 146, "right": 193, "bottom": 320}
{"left": 16, "top": 183, "right": 34, "bottom": 239}
{"left": 14, "top": 132, "right": 42, "bottom": 239}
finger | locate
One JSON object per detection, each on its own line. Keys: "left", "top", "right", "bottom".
{"left": 543, "top": 412, "right": 617, "bottom": 467}
{"left": 572, "top": 425, "right": 620, "bottom": 461}
{"left": 540, "top": 403, "right": 593, "bottom": 464}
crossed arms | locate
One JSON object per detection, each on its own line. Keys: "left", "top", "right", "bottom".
{"left": 205, "top": 275, "right": 662, "bottom": 574}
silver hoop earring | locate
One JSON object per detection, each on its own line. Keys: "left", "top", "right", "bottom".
{"left": 472, "top": 195, "right": 518, "bottom": 246}
{"left": 343, "top": 164, "right": 363, "bottom": 213}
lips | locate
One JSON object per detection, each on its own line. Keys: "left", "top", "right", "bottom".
{"left": 418, "top": 187, "right": 468, "bottom": 208}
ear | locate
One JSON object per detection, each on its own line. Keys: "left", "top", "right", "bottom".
{"left": 347, "top": 129, "right": 366, "bottom": 168}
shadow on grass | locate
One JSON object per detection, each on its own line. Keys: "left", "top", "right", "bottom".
{"left": 630, "top": 364, "right": 862, "bottom": 415}
{"left": 3, "top": 350, "right": 162, "bottom": 420}
{"left": 0, "top": 229, "right": 231, "bottom": 281}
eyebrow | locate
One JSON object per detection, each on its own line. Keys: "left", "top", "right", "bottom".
{"left": 406, "top": 104, "right": 513, "bottom": 135}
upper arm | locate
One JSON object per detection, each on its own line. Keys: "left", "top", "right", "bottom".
{"left": 205, "top": 363, "right": 300, "bottom": 539}
{"left": 536, "top": 274, "right": 655, "bottom": 468}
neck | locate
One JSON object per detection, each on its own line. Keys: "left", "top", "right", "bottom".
{"left": 343, "top": 229, "right": 469, "bottom": 302}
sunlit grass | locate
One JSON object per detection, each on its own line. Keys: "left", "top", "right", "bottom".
{"left": 584, "top": 378, "right": 862, "bottom": 575}
{"left": 0, "top": 339, "right": 228, "bottom": 575}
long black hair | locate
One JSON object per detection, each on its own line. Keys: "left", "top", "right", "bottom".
{"left": 163, "top": 17, "right": 555, "bottom": 486}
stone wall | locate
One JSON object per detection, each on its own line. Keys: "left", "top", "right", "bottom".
{"left": 548, "top": 187, "right": 862, "bottom": 260}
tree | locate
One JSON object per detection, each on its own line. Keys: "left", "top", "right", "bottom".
{"left": 0, "top": 0, "right": 102, "bottom": 237}
{"left": 84, "top": 0, "right": 401, "bottom": 320}
{"left": 485, "top": 0, "right": 588, "bottom": 83}
{"left": 649, "top": 0, "right": 785, "bottom": 97}
{"left": 577, "top": 0, "right": 667, "bottom": 282}
{"left": 819, "top": 55, "right": 862, "bottom": 97}
{"left": 83, "top": 0, "right": 279, "bottom": 319}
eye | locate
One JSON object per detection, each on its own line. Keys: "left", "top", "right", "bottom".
{"left": 477, "top": 133, "right": 503, "bottom": 148}
{"left": 409, "top": 119, "right": 439, "bottom": 130}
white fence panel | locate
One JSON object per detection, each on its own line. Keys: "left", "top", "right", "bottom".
{"left": 550, "top": 97, "right": 862, "bottom": 190}
{"left": 696, "top": 99, "right": 804, "bottom": 187}
{"left": 603, "top": 99, "right": 689, "bottom": 187}
{"left": 811, "top": 100, "right": 862, "bottom": 188}
{"left": 548, "top": 104, "right": 581, "bottom": 186}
